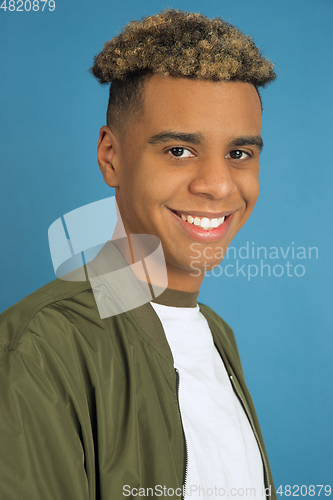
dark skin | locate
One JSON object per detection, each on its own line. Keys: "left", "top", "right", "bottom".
{"left": 97, "top": 75, "right": 262, "bottom": 292}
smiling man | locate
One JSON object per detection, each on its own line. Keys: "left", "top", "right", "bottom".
{"left": 0, "top": 9, "right": 276, "bottom": 500}
{"left": 97, "top": 76, "right": 263, "bottom": 293}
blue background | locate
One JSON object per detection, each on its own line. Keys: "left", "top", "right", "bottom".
{"left": 1, "top": 0, "right": 332, "bottom": 494}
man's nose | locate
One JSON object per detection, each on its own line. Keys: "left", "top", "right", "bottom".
{"left": 188, "top": 156, "right": 238, "bottom": 200}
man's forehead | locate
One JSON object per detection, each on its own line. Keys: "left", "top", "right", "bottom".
{"left": 136, "top": 77, "right": 261, "bottom": 133}
{"left": 140, "top": 75, "right": 262, "bottom": 118}
{"left": 143, "top": 74, "right": 259, "bottom": 98}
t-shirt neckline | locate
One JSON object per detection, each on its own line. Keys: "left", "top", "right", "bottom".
{"left": 151, "top": 287, "right": 199, "bottom": 308}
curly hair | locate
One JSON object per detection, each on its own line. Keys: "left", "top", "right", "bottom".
{"left": 90, "top": 9, "right": 276, "bottom": 134}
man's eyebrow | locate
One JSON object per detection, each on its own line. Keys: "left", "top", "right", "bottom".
{"left": 148, "top": 131, "right": 204, "bottom": 145}
{"left": 147, "top": 131, "right": 264, "bottom": 151}
{"left": 229, "top": 136, "right": 264, "bottom": 151}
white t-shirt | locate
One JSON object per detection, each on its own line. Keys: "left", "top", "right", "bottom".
{"left": 151, "top": 301, "right": 265, "bottom": 500}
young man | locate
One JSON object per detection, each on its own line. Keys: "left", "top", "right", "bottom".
{"left": 0, "top": 9, "right": 276, "bottom": 500}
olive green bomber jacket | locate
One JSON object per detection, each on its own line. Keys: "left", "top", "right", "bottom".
{"left": 0, "top": 276, "right": 275, "bottom": 500}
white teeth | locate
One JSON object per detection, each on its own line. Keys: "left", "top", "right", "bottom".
{"left": 178, "top": 213, "right": 226, "bottom": 229}
{"left": 201, "top": 217, "right": 210, "bottom": 229}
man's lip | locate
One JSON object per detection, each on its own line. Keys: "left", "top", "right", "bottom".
{"left": 169, "top": 208, "right": 234, "bottom": 218}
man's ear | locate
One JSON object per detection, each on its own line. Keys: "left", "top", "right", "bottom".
{"left": 97, "top": 126, "right": 121, "bottom": 188}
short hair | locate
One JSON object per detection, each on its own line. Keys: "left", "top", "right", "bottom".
{"left": 90, "top": 9, "right": 276, "bottom": 135}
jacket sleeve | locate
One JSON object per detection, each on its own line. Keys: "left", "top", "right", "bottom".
{"left": 0, "top": 347, "right": 90, "bottom": 500}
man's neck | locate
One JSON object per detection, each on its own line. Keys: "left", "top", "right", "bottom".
{"left": 112, "top": 235, "right": 203, "bottom": 293}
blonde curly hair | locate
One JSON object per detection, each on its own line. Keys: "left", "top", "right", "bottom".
{"left": 90, "top": 9, "right": 276, "bottom": 133}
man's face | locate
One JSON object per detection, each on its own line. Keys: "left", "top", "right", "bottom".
{"left": 99, "top": 75, "right": 262, "bottom": 291}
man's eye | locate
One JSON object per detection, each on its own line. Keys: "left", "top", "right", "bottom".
{"left": 168, "top": 147, "right": 193, "bottom": 158}
{"left": 227, "top": 150, "right": 251, "bottom": 160}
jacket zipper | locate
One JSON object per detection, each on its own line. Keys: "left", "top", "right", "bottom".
{"left": 175, "top": 368, "right": 188, "bottom": 500}
{"left": 229, "top": 375, "right": 271, "bottom": 500}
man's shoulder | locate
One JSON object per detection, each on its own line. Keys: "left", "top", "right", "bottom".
{"left": 0, "top": 277, "right": 93, "bottom": 354}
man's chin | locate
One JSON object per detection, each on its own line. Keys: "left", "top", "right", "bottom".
{"left": 183, "top": 258, "right": 224, "bottom": 279}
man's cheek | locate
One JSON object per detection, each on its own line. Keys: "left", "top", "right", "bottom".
{"left": 242, "top": 176, "right": 260, "bottom": 208}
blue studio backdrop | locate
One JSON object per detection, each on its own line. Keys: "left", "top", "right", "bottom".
{"left": 1, "top": 0, "right": 332, "bottom": 495}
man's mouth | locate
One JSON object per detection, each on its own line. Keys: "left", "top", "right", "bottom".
{"left": 172, "top": 210, "right": 228, "bottom": 231}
